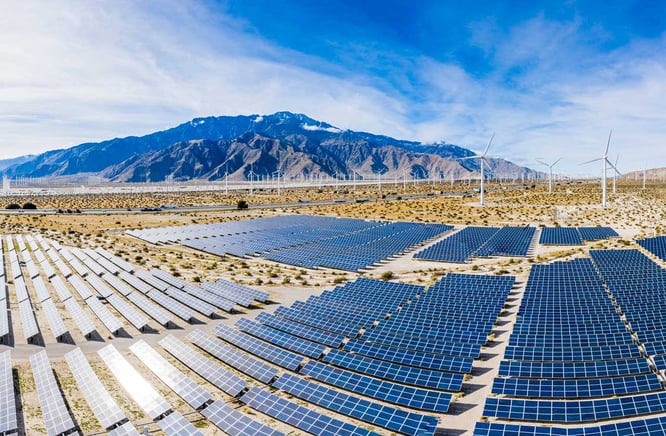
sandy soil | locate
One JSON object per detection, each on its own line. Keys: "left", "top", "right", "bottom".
{"left": 1, "top": 179, "right": 665, "bottom": 435}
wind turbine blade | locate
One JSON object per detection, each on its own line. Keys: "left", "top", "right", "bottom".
{"left": 552, "top": 158, "right": 562, "bottom": 167}
{"left": 536, "top": 159, "right": 549, "bottom": 166}
{"left": 614, "top": 153, "right": 619, "bottom": 166}
{"left": 579, "top": 157, "right": 603, "bottom": 165}
{"left": 605, "top": 158, "right": 621, "bottom": 175}
{"left": 481, "top": 133, "right": 495, "bottom": 157}
{"left": 459, "top": 155, "right": 479, "bottom": 161}
{"left": 604, "top": 129, "right": 612, "bottom": 157}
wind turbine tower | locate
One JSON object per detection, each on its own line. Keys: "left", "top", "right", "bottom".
{"left": 460, "top": 133, "right": 494, "bottom": 206}
{"left": 537, "top": 158, "right": 561, "bottom": 194}
{"left": 580, "top": 130, "right": 618, "bottom": 208}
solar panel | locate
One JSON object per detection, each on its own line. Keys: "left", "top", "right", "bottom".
{"left": 200, "top": 282, "right": 254, "bottom": 307}
{"left": 41, "top": 261, "right": 56, "bottom": 279}
{"left": 101, "top": 274, "right": 134, "bottom": 296}
{"left": 201, "top": 400, "right": 284, "bottom": 436}
{"left": 164, "top": 286, "right": 216, "bottom": 317}
{"left": 256, "top": 312, "right": 345, "bottom": 348}
{"left": 130, "top": 340, "right": 211, "bottom": 410}
{"left": 30, "top": 350, "right": 78, "bottom": 435}
{"left": 187, "top": 329, "right": 278, "bottom": 384}
{"left": 344, "top": 338, "right": 473, "bottom": 372}
{"left": 94, "top": 255, "right": 122, "bottom": 274}
{"left": 25, "top": 260, "right": 40, "bottom": 279}
{"left": 106, "top": 254, "right": 135, "bottom": 273}
{"left": 273, "top": 372, "right": 438, "bottom": 436}
{"left": 215, "top": 278, "right": 269, "bottom": 302}
{"left": 85, "top": 274, "right": 115, "bottom": 298}
{"left": 54, "top": 260, "right": 72, "bottom": 278}
{"left": 323, "top": 348, "right": 464, "bottom": 391}
{"left": 97, "top": 344, "right": 171, "bottom": 420}
{"left": 64, "top": 348, "right": 129, "bottom": 430}
{"left": 491, "top": 373, "right": 663, "bottom": 399}
{"left": 157, "top": 411, "right": 204, "bottom": 435}
{"left": 474, "top": 418, "right": 666, "bottom": 436}
{"left": 239, "top": 386, "right": 379, "bottom": 436}
{"left": 68, "top": 275, "right": 94, "bottom": 300}
{"left": 14, "top": 277, "right": 29, "bottom": 302}
{"left": 159, "top": 334, "right": 248, "bottom": 397}
{"left": 106, "top": 294, "right": 150, "bottom": 331}
{"left": 41, "top": 298, "right": 68, "bottom": 340}
{"left": 482, "top": 391, "right": 666, "bottom": 423}
{"left": 118, "top": 271, "right": 152, "bottom": 294}
{"left": 0, "top": 303, "right": 8, "bottom": 342}
{"left": 86, "top": 296, "right": 124, "bottom": 335}
{"left": 213, "top": 324, "right": 304, "bottom": 371}
{"left": 63, "top": 297, "right": 97, "bottom": 337}
{"left": 81, "top": 256, "right": 107, "bottom": 276}
{"left": 236, "top": 318, "right": 326, "bottom": 359}
{"left": 32, "top": 276, "right": 52, "bottom": 303}
{"left": 134, "top": 269, "right": 169, "bottom": 291}
{"left": 146, "top": 290, "right": 195, "bottom": 322}
{"left": 108, "top": 421, "right": 141, "bottom": 436}
{"left": 19, "top": 299, "right": 39, "bottom": 342}
{"left": 69, "top": 257, "right": 90, "bottom": 277}
{"left": 0, "top": 350, "right": 18, "bottom": 434}
{"left": 9, "top": 261, "right": 20, "bottom": 280}
{"left": 126, "top": 292, "right": 173, "bottom": 327}
{"left": 300, "top": 360, "right": 452, "bottom": 412}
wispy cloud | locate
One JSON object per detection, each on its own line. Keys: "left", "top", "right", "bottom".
{"left": 0, "top": 1, "right": 664, "bottom": 175}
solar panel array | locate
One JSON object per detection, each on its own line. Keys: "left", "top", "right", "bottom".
{"left": 64, "top": 348, "right": 136, "bottom": 432}
{"left": 591, "top": 249, "right": 666, "bottom": 373}
{"left": 475, "top": 256, "right": 665, "bottom": 433}
{"left": 0, "top": 351, "right": 17, "bottom": 434}
{"left": 539, "top": 226, "right": 618, "bottom": 245}
{"left": 414, "top": 226, "right": 500, "bottom": 262}
{"left": 129, "top": 214, "right": 451, "bottom": 272}
{"left": 637, "top": 235, "right": 666, "bottom": 262}
{"left": 30, "top": 350, "right": 78, "bottom": 435}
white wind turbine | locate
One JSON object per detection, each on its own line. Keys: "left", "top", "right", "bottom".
{"left": 536, "top": 157, "right": 562, "bottom": 194}
{"left": 580, "top": 130, "right": 619, "bottom": 208}
{"left": 460, "top": 133, "right": 494, "bottom": 206}
{"left": 612, "top": 153, "right": 620, "bottom": 195}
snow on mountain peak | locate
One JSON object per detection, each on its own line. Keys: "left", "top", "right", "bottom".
{"left": 301, "top": 123, "right": 341, "bottom": 133}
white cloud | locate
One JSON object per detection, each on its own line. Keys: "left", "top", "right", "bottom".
{"left": 0, "top": 1, "right": 664, "bottom": 176}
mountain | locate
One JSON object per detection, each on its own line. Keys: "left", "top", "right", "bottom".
{"left": 0, "top": 154, "right": 36, "bottom": 172}
{"left": 621, "top": 167, "right": 666, "bottom": 182}
{"left": 3, "top": 112, "right": 540, "bottom": 182}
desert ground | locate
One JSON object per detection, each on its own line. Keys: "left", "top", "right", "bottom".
{"left": 1, "top": 178, "right": 665, "bottom": 435}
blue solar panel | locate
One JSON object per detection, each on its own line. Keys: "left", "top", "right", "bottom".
{"left": 474, "top": 416, "right": 666, "bottom": 436}
{"left": 235, "top": 318, "right": 326, "bottom": 359}
{"left": 273, "top": 373, "right": 438, "bottom": 436}
{"left": 186, "top": 330, "right": 278, "bottom": 383}
{"left": 322, "top": 349, "right": 464, "bottom": 391}
{"left": 359, "top": 329, "right": 481, "bottom": 358}
{"left": 212, "top": 324, "right": 303, "bottom": 371}
{"left": 474, "top": 225, "right": 536, "bottom": 257}
{"left": 300, "top": 360, "right": 452, "bottom": 412}
{"left": 239, "top": 386, "right": 380, "bottom": 436}
{"left": 492, "top": 373, "right": 662, "bottom": 398}
{"left": 255, "top": 312, "right": 345, "bottom": 348}
{"left": 637, "top": 236, "right": 666, "bottom": 262}
{"left": 539, "top": 227, "right": 583, "bottom": 245}
{"left": 414, "top": 226, "right": 500, "bottom": 262}
{"left": 344, "top": 338, "right": 473, "bottom": 372}
{"left": 483, "top": 391, "right": 666, "bottom": 423}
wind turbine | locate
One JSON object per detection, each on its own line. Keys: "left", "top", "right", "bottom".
{"left": 460, "top": 133, "right": 494, "bottom": 206}
{"left": 536, "top": 158, "right": 561, "bottom": 194}
{"left": 612, "top": 153, "right": 620, "bottom": 195}
{"left": 248, "top": 163, "right": 256, "bottom": 195}
{"left": 580, "top": 130, "right": 618, "bottom": 208}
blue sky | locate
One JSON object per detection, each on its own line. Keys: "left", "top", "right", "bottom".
{"left": 1, "top": 0, "right": 664, "bottom": 175}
